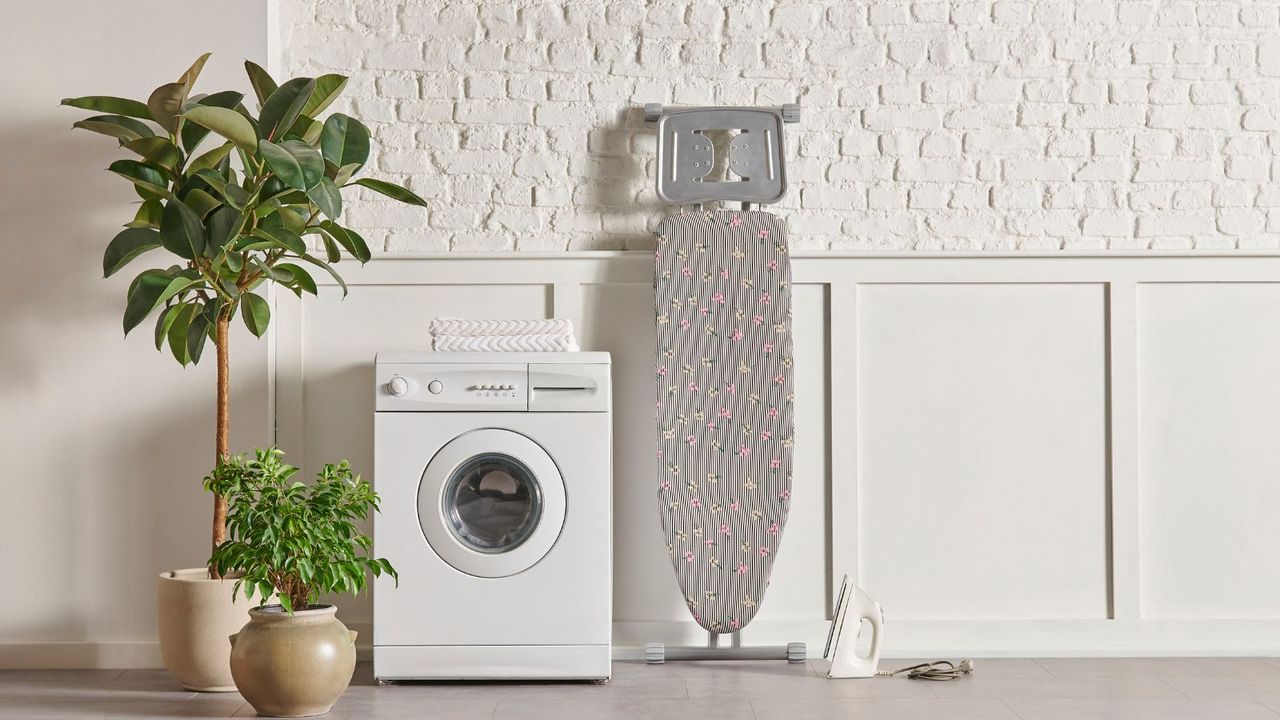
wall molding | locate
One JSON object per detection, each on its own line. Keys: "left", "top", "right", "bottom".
{"left": 264, "top": 251, "right": 1280, "bottom": 658}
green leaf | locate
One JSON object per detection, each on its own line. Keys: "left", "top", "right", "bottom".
{"left": 259, "top": 77, "right": 316, "bottom": 142}
{"left": 186, "top": 308, "right": 210, "bottom": 364}
{"left": 124, "top": 270, "right": 188, "bottom": 335}
{"left": 320, "top": 113, "right": 369, "bottom": 169}
{"left": 182, "top": 106, "right": 257, "bottom": 153}
{"left": 187, "top": 142, "right": 234, "bottom": 173}
{"left": 72, "top": 115, "right": 155, "bottom": 144}
{"left": 103, "top": 227, "right": 161, "bottom": 277}
{"left": 333, "top": 163, "right": 361, "bottom": 186}
{"left": 260, "top": 139, "right": 324, "bottom": 191}
{"left": 124, "top": 137, "right": 179, "bottom": 169}
{"left": 108, "top": 160, "right": 171, "bottom": 199}
{"left": 166, "top": 302, "right": 197, "bottom": 364}
{"left": 191, "top": 168, "right": 229, "bottom": 196}
{"left": 241, "top": 292, "right": 270, "bottom": 337}
{"left": 206, "top": 206, "right": 241, "bottom": 254}
{"left": 160, "top": 199, "right": 206, "bottom": 259}
{"left": 276, "top": 263, "right": 317, "bottom": 296}
{"left": 61, "top": 96, "right": 152, "bottom": 120}
{"left": 301, "top": 74, "right": 348, "bottom": 117}
{"left": 352, "top": 178, "right": 428, "bottom": 207}
{"left": 184, "top": 188, "right": 220, "bottom": 219}
{"left": 128, "top": 198, "right": 165, "bottom": 229}
{"left": 307, "top": 177, "right": 342, "bottom": 220}
{"left": 296, "top": 253, "right": 348, "bottom": 297}
{"left": 225, "top": 250, "right": 244, "bottom": 273}
{"left": 178, "top": 52, "right": 212, "bottom": 87}
{"left": 181, "top": 90, "right": 246, "bottom": 152}
{"left": 319, "top": 231, "right": 341, "bottom": 263}
{"left": 244, "top": 60, "right": 278, "bottom": 107}
{"left": 154, "top": 303, "right": 184, "bottom": 351}
{"left": 320, "top": 221, "right": 371, "bottom": 263}
{"left": 147, "top": 82, "right": 186, "bottom": 133}
{"left": 251, "top": 226, "right": 306, "bottom": 254}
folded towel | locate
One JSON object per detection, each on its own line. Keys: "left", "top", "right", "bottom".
{"left": 430, "top": 317, "right": 575, "bottom": 338}
{"left": 432, "top": 334, "right": 579, "bottom": 353}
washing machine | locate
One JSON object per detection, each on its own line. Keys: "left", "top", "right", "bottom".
{"left": 373, "top": 352, "right": 612, "bottom": 681}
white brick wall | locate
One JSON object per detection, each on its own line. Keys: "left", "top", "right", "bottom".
{"left": 282, "top": 0, "right": 1280, "bottom": 252}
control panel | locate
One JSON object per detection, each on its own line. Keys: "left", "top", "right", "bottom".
{"left": 375, "top": 356, "right": 611, "bottom": 413}
{"left": 376, "top": 363, "right": 528, "bottom": 411}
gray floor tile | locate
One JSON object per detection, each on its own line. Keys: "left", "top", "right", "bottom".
{"left": 927, "top": 675, "right": 1184, "bottom": 700}
{"left": 1007, "top": 698, "right": 1280, "bottom": 720}
{"left": 683, "top": 660, "right": 936, "bottom": 700}
{"left": 7, "top": 697, "right": 246, "bottom": 718}
{"left": 1035, "top": 657, "right": 1280, "bottom": 678}
{"left": 1164, "top": 675, "right": 1280, "bottom": 700}
{"left": 750, "top": 698, "right": 1019, "bottom": 719}
{"left": 492, "top": 698, "right": 754, "bottom": 720}
{"left": 241, "top": 695, "right": 495, "bottom": 719}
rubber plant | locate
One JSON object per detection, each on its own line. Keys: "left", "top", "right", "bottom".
{"left": 204, "top": 447, "right": 397, "bottom": 612}
{"left": 62, "top": 55, "right": 426, "bottom": 575}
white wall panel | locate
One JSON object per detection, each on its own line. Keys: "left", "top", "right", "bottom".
{"left": 266, "top": 254, "right": 1280, "bottom": 658}
{"left": 1138, "top": 283, "right": 1280, "bottom": 619}
{"left": 856, "top": 284, "right": 1109, "bottom": 620}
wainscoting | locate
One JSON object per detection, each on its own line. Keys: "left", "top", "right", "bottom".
{"left": 274, "top": 252, "right": 1280, "bottom": 657}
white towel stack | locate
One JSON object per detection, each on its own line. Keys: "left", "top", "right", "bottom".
{"left": 429, "top": 317, "right": 580, "bottom": 352}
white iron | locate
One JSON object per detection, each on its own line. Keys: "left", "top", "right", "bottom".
{"left": 824, "top": 575, "right": 884, "bottom": 679}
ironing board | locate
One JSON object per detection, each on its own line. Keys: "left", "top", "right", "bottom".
{"left": 646, "top": 104, "right": 804, "bottom": 663}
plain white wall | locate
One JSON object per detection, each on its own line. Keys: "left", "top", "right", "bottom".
{"left": 0, "top": 1, "right": 272, "bottom": 666}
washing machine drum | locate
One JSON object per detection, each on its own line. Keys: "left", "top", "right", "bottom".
{"left": 418, "top": 428, "right": 567, "bottom": 578}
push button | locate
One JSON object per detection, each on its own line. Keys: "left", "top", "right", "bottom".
{"left": 427, "top": 380, "right": 443, "bottom": 395}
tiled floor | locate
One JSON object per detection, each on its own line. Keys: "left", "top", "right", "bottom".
{"left": 3, "top": 658, "right": 1280, "bottom": 719}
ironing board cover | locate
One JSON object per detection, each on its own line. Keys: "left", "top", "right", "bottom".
{"left": 654, "top": 209, "right": 794, "bottom": 633}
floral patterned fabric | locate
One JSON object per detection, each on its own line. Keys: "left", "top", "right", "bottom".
{"left": 654, "top": 209, "right": 794, "bottom": 634}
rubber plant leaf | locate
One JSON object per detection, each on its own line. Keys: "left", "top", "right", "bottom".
{"left": 103, "top": 227, "right": 161, "bottom": 277}
{"left": 60, "top": 96, "right": 152, "bottom": 120}
{"left": 351, "top": 178, "right": 427, "bottom": 207}
{"left": 260, "top": 139, "right": 324, "bottom": 191}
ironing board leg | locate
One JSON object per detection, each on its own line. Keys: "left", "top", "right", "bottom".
{"left": 643, "top": 637, "right": 806, "bottom": 664}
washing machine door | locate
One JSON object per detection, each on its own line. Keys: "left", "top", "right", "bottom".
{"left": 418, "top": 428, "right": 567, "bottom": 578}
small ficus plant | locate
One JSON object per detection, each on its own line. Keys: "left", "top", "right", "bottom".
{"left": 62, "top": 54, "right": 425, "bottom": 568}
{"left": 205, "top": 447, "right": 397, "bottom": 613}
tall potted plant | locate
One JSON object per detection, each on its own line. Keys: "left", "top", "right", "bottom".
{"left": 208, "top": 448, "right": 395, "bottom": 717}
{"left": 62, "top": 54, "right": 424, "bottom": 690}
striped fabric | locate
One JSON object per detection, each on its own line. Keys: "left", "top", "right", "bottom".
{"left": 653, "top": 209, "right": 794, "bottom": 634}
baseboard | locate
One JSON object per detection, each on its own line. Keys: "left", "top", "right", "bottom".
{"left": 0, "top": 642, "right": 164, "bottom": 669}
{"left": 12, "top": 618, "right": 1280, "bottom": 668}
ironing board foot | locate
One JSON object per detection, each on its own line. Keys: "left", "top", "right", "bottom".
{"left": 645, "top": 643, "right": 666, "bottom": 664}
{"left": 643, "top": 637, "right": 806, "bottom": 664}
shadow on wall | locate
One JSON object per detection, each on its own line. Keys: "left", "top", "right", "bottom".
{"left": 0, "top": 116, "right": 270, "bottom": 648}
{"left": 579, "top": 106, "right": 663, "bottom": 251}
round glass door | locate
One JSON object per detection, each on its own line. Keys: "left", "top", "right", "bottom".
{"left": 443, "top": 453, "right": 542, "bottom": 554}
{"left": 418, "top": 428, "right": 566, "bottom": 578}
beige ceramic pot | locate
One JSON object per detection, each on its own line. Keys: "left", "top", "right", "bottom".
{"left": 157, "top": 568, "right": 256, "bottom": 691}
{"left": 229, "top": 604, "right": 356, "bottom": 717}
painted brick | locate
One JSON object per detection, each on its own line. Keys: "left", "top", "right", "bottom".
{"left": 285, "top": 0, "right": 1275, "bottom": 253}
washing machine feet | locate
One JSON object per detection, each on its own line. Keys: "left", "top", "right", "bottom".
{"left": 645, "top": 633, "right": 806, "bottom": 664}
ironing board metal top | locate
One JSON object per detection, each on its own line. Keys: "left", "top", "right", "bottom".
{"left": 649, "top": 105, "right": 796, "bottom": 206}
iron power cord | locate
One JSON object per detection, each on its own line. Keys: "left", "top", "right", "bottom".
{"left": 876, "top": 659, "right": 976, "bottom": 680}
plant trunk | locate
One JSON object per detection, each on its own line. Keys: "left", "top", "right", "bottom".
{"left": 210, "top": 311, "right": 231, "bottom": 579}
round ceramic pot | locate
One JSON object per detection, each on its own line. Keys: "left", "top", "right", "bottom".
{"left": 157, "top": 568, "right": 256, "bottom": 692}
{"left": 229, "top": 605, "right": 357, "bottom": 718}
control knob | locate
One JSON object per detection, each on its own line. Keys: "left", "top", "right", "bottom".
{"left": 387, "top": 376, "right": 409, "bottom": 397}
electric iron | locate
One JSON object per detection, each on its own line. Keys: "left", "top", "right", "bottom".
{"left": 824, "top": 575, "right": 884, "bottom": 678}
